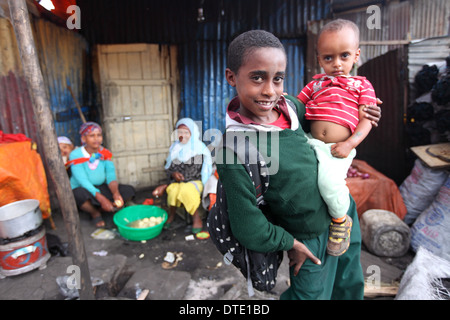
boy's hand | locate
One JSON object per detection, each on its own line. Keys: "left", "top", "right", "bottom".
{"left": 288, "top": 239, "right": 321, "bottom": 276}
{"left": 363, "top": 99, "right": 382, "bottom": 127}
{"left": 331, "top": 141, "right": 353, "bottom": 158}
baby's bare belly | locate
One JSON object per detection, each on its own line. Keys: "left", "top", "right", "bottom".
{"left": 309, "top": 121, "right": 352, "bottom": 143}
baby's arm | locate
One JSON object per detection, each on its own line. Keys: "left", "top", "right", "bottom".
{"left": 330, "top": 105, "right": 373, "bottom": 158}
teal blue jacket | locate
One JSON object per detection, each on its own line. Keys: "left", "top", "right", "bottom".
{"left": 69, "top": 147, "right": 117, "bottom": 197}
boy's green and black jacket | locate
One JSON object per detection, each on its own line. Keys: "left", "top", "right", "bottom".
{"left": 216, "top": 95, "right": 331, "bottom": 253}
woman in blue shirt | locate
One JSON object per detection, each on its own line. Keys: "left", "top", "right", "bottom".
{"left": 69, "top": 122, "right": 135, "bottom": 227}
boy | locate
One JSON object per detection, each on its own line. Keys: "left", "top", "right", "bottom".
{"left": 298, "top": 19, "right": 378, "bottom": 256}
{"left": 217, "top": 29, "right": 380, "bottom": 299}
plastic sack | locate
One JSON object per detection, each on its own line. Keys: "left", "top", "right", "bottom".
{"left": 347, "top": 159, "right": 407, "bottom": 219}
{"left": 410, "top": 176, "right": 450, "bottom": 261}
{"left": 395, "top": 246, "right": 450, "bottom": 300}
{"left": 0, "top": 141, "right": 51, "bottom": 219}
{"left": 400, "top": 159, "right": 448, "bottom": 225}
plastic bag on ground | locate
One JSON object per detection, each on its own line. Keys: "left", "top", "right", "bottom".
{"left": 400, "top": 159, "right": 448, "bottom": 225}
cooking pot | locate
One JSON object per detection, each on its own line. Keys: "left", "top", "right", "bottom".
{"left": 0, "top": 200, "right": 43, "bottom": 239}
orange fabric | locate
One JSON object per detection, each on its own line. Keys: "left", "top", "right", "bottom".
{"left": 347, "top": 159, "right": 407, "bottom": 220}
{"left": 65, "top": 146, "right": 113, "bottom": 168}
{"left": 35, "top": 0, "right": 77, "bottom": 20}
{"left": 332, "top": 216, "right": 346, "bottom": 223}
{"left": 0, "top": 141, "right": 51, "bottom": 219}
{"left": 208, "top": 193, "right": 217, "bottom": 211}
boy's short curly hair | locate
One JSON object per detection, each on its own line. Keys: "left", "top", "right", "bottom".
{"left": 227, "top": 30, "right": 286, "bottom": 73}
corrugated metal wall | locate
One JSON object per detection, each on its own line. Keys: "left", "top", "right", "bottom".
{"left": 334, "top": 0, "right": 450, "bottom": 65}
{"left": 332, "top": 0, "right": 449, "bottom": 183}
{"left": 78, "top": 0, "right": 331, "bottom": 43}
{"left": 408, "top": 36, "right": 450, "bottom": 84}
{"left": 179, "top": 40, "right": 232, "bottom": 134}
{"left": 0, "top": 18, "right": 39, "bottom": 143}
{"left": 0, "top": 71, "right": 38, "bottom": 141}
{"left": 179, "top": 38, "right": 306, "bottom": 133}
{"left": 177, "top": 0, "right": 329, "bottom": 132}
{"left": 1, "top": 16, "right": 94, "bottom": 146}
{"left": 1, "top": 14, "right": 96, "bottom": 207}
{"left": 358, "top": 48, "right": 410, "bottom": 184}
{"left": 78, "top": 0, "right": 332, "bottom": 132}
{"left": 4, "top": 0, "right": 446, "bottom": 189}
{"left": 410, "top": 0, "right": 450, "bottom": 40}
{"left": 33, "top": 19, "right": 95, "bottom": 144}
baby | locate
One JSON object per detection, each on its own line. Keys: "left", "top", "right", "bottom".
{"left": 298, "top": 19, "right": 378, "bottom": 256}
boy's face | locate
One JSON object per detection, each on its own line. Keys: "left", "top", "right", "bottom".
{"left": 226, "top": 47, "right": 286, "bottom": 124}
{"left": 317, "top": 27, "right": 360, "bottom": 77}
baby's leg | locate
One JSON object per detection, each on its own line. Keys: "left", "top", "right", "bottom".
{"left": 306, "top": 137, "right": 355, "bottom": 219}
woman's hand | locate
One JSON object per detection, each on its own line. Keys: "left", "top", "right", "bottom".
{"left": 172, "top": 171, "right": 185, "bottom": 182}
{"left": 112, "top": 192, "right": 124, "bottom": 208}
{"left": 96, "top": 192, "right": 115, "bottom": 212}
{"left": 287, "top": 239, "right": 321, "bottom": 276}
{"left": 152, "top": 184, "right": 168, "bottom": 197}
{"left": 107, "top": 181, "right": 123, "bottom": 208}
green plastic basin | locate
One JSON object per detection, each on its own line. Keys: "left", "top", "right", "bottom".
{"left": 113, "top": 205, "right": 167, "bottom": 241}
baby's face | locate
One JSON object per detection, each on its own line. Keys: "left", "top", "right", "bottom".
{"left": 317, "top": 27, "right": 360, "bottom": 77}
{"left": 59, "top": 143, "right": 73, "bottom": 157}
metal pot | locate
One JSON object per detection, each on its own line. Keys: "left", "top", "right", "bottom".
{"left": 0, "top": 200, "right": 43, "bottom": 239}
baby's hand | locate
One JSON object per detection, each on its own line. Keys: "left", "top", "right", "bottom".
{"left": 331, "top": 141, "right": 352, "bottom": 158}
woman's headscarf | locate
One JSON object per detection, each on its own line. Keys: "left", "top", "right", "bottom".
{"left": 165, "top": 118, "right": 213, "bottom": 185}
{"left": 57, "top": 136, "right": 73, "bottom": 146}
{"left": 79, "top": 122, "right": 102, "bottom": 145}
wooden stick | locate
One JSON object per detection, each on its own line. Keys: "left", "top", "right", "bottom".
{"left": 364, "top": 285, "right": 399, "bottom": 298}
{"left": 67, "top": 85, "right": 86, "bottom": 123}
{"left": 360, "top": 40, "right": 410, "bottom": 46}
{"left": 8, "top": 0, "right": 94, "bottom": 300}
{"left": 137, "top": 289, "right": 150, "bottom": 300}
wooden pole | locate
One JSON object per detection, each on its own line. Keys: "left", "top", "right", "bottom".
{"left": 67, "top": 85, "right": 87, "bottom": 124}
{"left": 8, "top": 0, "right": 94, "bottom": 300}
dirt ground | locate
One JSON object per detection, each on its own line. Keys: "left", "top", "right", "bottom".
{"left": 38, "top": 186, "right": 416, "bottom": 300}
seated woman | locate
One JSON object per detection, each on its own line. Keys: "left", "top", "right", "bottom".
{"left": 153, "top": 118, "right": 213, "bottom": 233}
{"left": 68, "top": 122, "right": 135, "bottom": 227}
